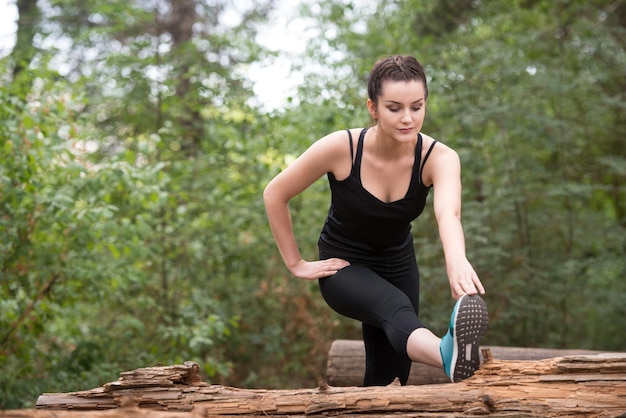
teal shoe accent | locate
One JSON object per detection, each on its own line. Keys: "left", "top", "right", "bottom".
{"left": 440, "top": 328, "right": 454, "bottom": 378}
{"left": 440, "top": 295, "right": 465, "bottom": 381}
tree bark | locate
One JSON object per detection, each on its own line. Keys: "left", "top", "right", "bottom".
{"left": 326, "top": 339, "right": 617, "bottom": 386}
{"left": 12, "top": 0, "right": 40, "bottom": 76}
{"left": 166, "top": 0, "right": 203, "bottom": 155}
{"left": 5, "top": 352, "right": 623, "bottom": 417}
{"left": 10, "top": 0, "right": 41, "bottom": 99}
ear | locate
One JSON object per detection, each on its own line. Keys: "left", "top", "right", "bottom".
{"left": 367, "top": 99, "right": 377, "bottom": 120}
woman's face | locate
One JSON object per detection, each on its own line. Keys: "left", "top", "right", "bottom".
{"left": 368, "top": 79, "right": 427, "bottom": 143}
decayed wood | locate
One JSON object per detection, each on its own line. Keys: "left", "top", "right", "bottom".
{"left": 0, "top": 408, "right": 201, "bottom": 418}
{"left": 1, "top": 352, "right": 622, "bottom": 417}
{"left": 327, "top": 339, "right": 616, "bottom": 386}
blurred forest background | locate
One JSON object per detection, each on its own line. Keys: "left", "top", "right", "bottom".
{"left": 1, "top": 0, "right": 625, "bottom": 409}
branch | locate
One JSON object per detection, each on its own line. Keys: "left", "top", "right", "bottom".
{"left": 0, "top": 273, "right": 60, "bottom": 347}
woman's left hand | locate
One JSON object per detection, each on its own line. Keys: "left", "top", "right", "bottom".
{"left": 446, "top": 257, "right": 485, "bottom": 300}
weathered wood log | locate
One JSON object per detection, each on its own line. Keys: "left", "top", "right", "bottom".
{"left": 0, "top": 408, "right": 200, "bottom": 418}
{"left": 327, "top": 339, "right": 617, "bottom": 386}
{"left": 1, "top": 352, "right": 622, "bottom": 417}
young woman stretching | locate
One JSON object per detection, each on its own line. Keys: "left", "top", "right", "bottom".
{"left": 263, "top": 55, "right": 488, "bottom": 385}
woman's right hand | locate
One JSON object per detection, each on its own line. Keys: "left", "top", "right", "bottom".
{"left": 289, "top": 258, "right": 351, "bottom": 280}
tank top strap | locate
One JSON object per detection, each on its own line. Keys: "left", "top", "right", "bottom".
{"left": 345, "top": 129, "right": 354, "bottom": 164}
{"left": 353, "top": 128, "right": 367, "bottom": 179}
{"left": 419, "top": 135, "right": 438, "bottom": 186}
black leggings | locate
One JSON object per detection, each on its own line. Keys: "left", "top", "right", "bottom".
{"left": 318, "top": 252, "right": 425, "bottom": 386}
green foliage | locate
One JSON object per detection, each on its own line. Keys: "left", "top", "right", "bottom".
{"left": 1, "top": 0, "right": 625, "bottom": 409}
{"left": 0, "top": 61, "right": 237, "bottom": 408}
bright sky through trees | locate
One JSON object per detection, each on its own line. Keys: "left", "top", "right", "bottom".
{"left": 0, "top": 0, "right": 308, "bottom": 110}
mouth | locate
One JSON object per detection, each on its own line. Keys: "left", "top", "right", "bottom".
{"left": 398, "top": 127, "right": 414, "bottom": 134}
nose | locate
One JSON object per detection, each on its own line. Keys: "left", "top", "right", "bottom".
{"left": 401, "top": 109, "right": 412, "bottom": 122}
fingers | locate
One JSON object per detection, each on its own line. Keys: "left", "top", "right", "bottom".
{"left": 469, "top": 272, "right": 486, "bottom": 295}
{"left": 316, "top": 258, "right": 350, "bottom": 278}
{"left": 452, "top": 274, "right": 485, "bottom": 299}
{"left": 326, "top": 258, "right": 351, "bottom": 269}
{"left": 474, "top": 278, "right": 486, "bottom": 295}
{"left": 293, "top": 258, "right": 350, "bottom": 281}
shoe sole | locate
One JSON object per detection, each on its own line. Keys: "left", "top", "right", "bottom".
{"left": 450, "top": 295, "right": 489, "bottom": 382}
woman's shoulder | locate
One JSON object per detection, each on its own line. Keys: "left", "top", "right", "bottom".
{"left": 419, "top": 133, "right": 460, "bottom": 186}
{"left": 295, "top": 130, "right": 355, "bottom": 161}
{"left": 319, "top": 128, "right": 364, "bottom": 143}
{"left": 420, "top": 132, "right": 457, "bottom": 158}
{"left": 308, "top": 128, "right": 364, "bottom": 179}
{"left": 310, "top": 128, "right": 364, "bottom": 153}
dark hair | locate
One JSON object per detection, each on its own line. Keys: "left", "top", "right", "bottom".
{"left": 367, "top": 55, "right": 428, "bottom": 103}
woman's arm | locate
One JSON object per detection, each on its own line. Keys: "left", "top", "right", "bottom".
{"left": 427, "top": 143, "right": 485, "bottom": 299}
{"left": 263, "top": 131, "right": 351, "bottom": 280}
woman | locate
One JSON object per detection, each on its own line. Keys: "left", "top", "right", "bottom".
{"left": 263, "top": 55, "right": 488, "bottom": 385}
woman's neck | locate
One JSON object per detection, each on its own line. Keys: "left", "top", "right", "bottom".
{"left": 369, "top": 126, "right": 416, "bottom": 160}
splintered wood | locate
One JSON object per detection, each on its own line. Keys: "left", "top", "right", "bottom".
{"left": 326, "top": 339, "right": 616, "bottom": 386}
{"left": 2, "top": 352, "right": 625, "bottom": 417}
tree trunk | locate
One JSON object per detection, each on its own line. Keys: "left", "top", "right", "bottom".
{"left": 326, "top": 339, "right": 617, "bottom": 386}
{"left": 166, "top": 0, "right": 203, "bottom": 155}
{"left": 10, "top": 0, "right": 41, "bottom": 99}
{"left": 4, "top": 352, "right": 623, "bottom": 417}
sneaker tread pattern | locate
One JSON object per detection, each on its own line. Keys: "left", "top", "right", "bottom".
{"left": 452, "top": 295, "right": 489, "bottom": 382}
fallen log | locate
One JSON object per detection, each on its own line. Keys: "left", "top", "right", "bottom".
{"left": 0, "top": 351, "right": 623, "bottom": 417}
{"left": 327, "top": 339, "right": 617, "bottom": 386}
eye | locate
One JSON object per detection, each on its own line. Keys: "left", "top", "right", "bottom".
{"left": 388, "top": 107, "right": 400, "bottom": 112}
{"left": 412, "top": 106, "right": 422, "bottom": 112}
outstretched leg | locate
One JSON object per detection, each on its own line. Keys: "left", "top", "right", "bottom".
{"left": 406, "top": 295, "right": 488, "bottom": 381}
{"left": 319, "top": 263, "right": 488, "bottom": 384}
{"left": 406, "top": 327, "right": 443, "bottom": 368}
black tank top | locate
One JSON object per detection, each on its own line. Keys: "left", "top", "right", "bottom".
{"left": 318, "top": 128, "right": 437, "bottom": 258}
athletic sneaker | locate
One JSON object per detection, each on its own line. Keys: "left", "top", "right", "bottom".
{"left": 439, "top": 294, "right": 489, "bottom": 382}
